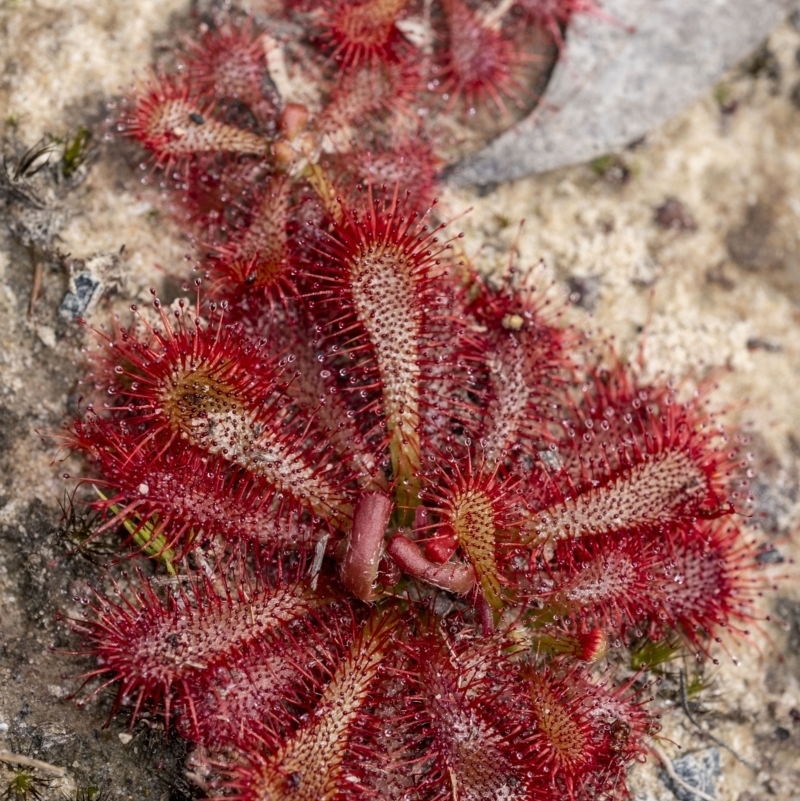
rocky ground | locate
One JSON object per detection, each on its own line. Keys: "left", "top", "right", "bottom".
{"left": 1, "top": 2, "right": 800, "bottom": 800}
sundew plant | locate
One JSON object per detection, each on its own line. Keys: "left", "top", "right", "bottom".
{"left": 59, "top": 2, "right": 771, "bottom": 800}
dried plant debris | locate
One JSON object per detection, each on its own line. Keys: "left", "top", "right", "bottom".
{"left": 1, "top": 131, "right": 96, "bottom": 250}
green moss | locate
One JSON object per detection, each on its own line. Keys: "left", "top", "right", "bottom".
{"left": 94, "top": 488, "right": 178, "bottom": 575}
{"left": 713, "top": 84, "right": 732, "bottom": 108}
{"left": 630, "top": 636, "right": 680, "bottom": 671}
{"left": 60, "top": 127, "right": 92, "bottom": 178}
{"left": 590, "top": 154, "right": 616, "bottom": 175}
{"left": 1, "top": 768, "right": 47, "bottom": 801}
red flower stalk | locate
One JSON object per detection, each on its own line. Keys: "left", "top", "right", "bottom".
{"left": 386, "top": 532, "right": 477, "bottom": 594}
{"left": 338, "top": 491, "right": 394, "bottom": 601}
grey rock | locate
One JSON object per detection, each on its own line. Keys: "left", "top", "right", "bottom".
{"left": 654, "top": 197, "right": 698, "bottom": 232}
{"left": 756, "top": 543, "right": 786, "bottom": 563}
{"left": 58, "top": 251, "right": 125, "bottom": 321}
{"left": 660, "top": 747, "right": 721, "bottom": 801}
{"left": 776, "top": 597, "right": 800, "bottom": 656}
{"left": 452, "top": 0, "right": 797, "bottom": 184}
{"left": 748, "top": 462, "right": 800, "bottom": 536}
{"left": 58, "top": 272, "right": 102, "bottom": 321}
{"left": 566, "top": 273, "right": 603, "bottom": 310}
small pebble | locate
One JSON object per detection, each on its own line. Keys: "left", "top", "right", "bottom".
{"left": 774, "top": 726, "right": 791, "bottom": 741}
{"left": 654, "top": 197, "right": 697, "bottom": 231}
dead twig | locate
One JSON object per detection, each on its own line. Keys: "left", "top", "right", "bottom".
{"left": 0, "top": 752, "right": 67, "bottom": 778}
{"left": 648, "top": 741, "right": 717, "bottom": 801}
{"left": 27, "top": 244, "right": 42, "bottom": 318}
